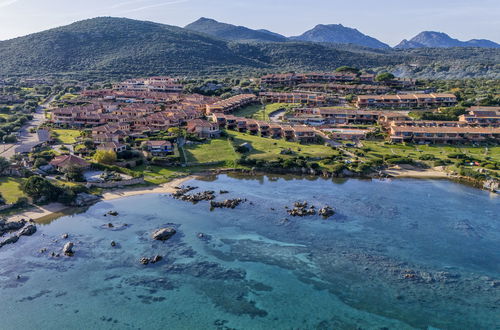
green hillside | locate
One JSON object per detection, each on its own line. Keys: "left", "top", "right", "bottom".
{"left": 0, "top": 17, "right": 498, "bottom": 79}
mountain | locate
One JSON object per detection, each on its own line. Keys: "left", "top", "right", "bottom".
{"left": 396, "top": 31, "right": 500, "bottom": 49}
{"left": 290, "top": 24, "right": 390, "bottom": 49}
{"left": 185, "top": 17, "right": 287, "bottom": 42}
{"left": 0, "top": 17, "right": 498, "bottom": 79}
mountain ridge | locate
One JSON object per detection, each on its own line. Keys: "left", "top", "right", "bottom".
{"left": 290, "top": 24, "right": 390, "bottom": 49}
{"left": 184, "top": 17, "right": 288, "bottom": 42}
{"left": 0, "top": 17, "right": 498, "bottom": 79}
{"left": 395, "top": 31, "right": 500, "bottom": 49}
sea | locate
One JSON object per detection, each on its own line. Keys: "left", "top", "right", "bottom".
{"left": 0, "top": 174, "right": 498, "bottom": 329}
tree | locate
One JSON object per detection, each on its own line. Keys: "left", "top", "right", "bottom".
{"left": 0, "top": 156, "right": 10, "bottom": 174}
{"left": 335, "top": 66, "right": 360, "bottom": 74}
{"left": 93, "top": 150, "right": 117, "bottom": 165}
{"left": 65, "top": 165, "right": 85, "bottom": 182}
{"left": 375, "top": 72, "right": 395, "bottom": 82}
{"left": 22, "top": 176, "right": 61, "bottom": 202}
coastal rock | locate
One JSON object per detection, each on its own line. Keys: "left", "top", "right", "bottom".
{"left": 63, "top": 242, "right": 74, "bottom": 256}
{"left": 483, "top": 179, "right": 499, "bottom": 193}
{"left": 61, "top": 233, "right": 69, "bottom": 239}
{"left": 73, "top": 193, "right": 100, "bottom": 207}
{"left": 210, "top": 198, "right": 244, "bottom": 209}
{"left": 0, "top": 219, "right": 26, "bottom": 235}
{"left": 111, "top": 241, "right": 117, "bottom": 247}
{"left": 175, "top": 191, "right": 215, "bottom": 203}
{"left": 152, "top": 228, "right": 176, "bottom": 241}
{"left": 140, "top": 257, "right": 150, "bottom": 265}
{"left": 0, "top": 235, "right": 19, "bottom": 248}
{"left": 319, "top": 206, "right": 335, "bottom": 219}
{"left": 287, "top": 201, "right": 316, "bottom": 217}
{"left": 106, "top": 211, "right": 119, "bottom": 217}
{"left": 151, "top": 255, "right": 163, "bottom": 264}
{"left": 17, "top": 224, "right": 37, "bottom": 237}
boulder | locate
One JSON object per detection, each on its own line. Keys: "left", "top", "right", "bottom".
{"left": 152, "top": 228, "right": 176, "bottom": 241}
{"left": 151, "top": 255, "right": 163, "bottom": 264}
{"left": 73, "top": 193, "right": 100, "bottom": 207}
{"left": 17, "top": 224, "right": 37, "bottom": 237}
{"left": 319, "top": 206, "right": 335, "bottom": 219}
{"left": 0, "top": 235, "right": 19, "bottom": 248}
{"left": 63, "top": 242, "right": 74, "bottom": 256}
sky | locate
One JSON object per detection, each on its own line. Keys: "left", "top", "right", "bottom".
{"left": 0, "top": 0, "right": 499, "bottom": 46}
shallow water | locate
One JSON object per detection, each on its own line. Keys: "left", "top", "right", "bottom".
{"left": 0, "top": 175, "right": 499, "bottom": 329}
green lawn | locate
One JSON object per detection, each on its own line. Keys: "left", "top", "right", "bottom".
{"left": 227, "top": 131, "right": 337, "bottom": 161}
{"left": 233, "top": 103, "right": 299, "bottom": 121}
{"left": 360, "top": 141, "right": 499, "bottom": 163}
{"left": 0, "top": 177, "right": 26, "bottom": 204}
{"left": 53, "top": 129, "right": 81, "bottom": 144}
{"left": 184, "top": 139, "right": 239, "bottom": 165}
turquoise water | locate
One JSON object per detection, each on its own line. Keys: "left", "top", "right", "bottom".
{"left": 0, "top": 175, "right": 499, "bottom": 329}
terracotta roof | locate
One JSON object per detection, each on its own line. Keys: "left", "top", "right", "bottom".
{"left": 50, "top": 155, "right": 90, "bottom": 168}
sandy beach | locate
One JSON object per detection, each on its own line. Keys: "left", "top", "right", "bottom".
{"left": 382, "top": 165, "right": 450, "bottom": 178}
{"left": 7, "top": 175, "right": 196, "bottom": 223}
{"left": 101, "top": 175, "right": 195, "bottom": 201}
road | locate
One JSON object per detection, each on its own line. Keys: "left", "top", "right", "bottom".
{"left": 0, "top": 94, "right": 55, "bottom": 159}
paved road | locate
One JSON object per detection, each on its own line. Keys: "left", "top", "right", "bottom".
{"left": 0, "top": 94, "right": 54, "bottom": 159}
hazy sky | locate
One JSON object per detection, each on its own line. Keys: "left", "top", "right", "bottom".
{"left": 0, "top": 0, "right": 499, "bottom": 45}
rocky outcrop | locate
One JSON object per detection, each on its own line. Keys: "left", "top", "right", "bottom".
{"left": 287, "top": 201, "right": 316, "bottom": 217}
{"left": 17, "top": 224, "right": 37, "bottom": 237}
{"left": 318, "top": 206, "right": 335, "bottom": 219}
{"left": 176, "top": 191, "right": 216, "bottom": 203}
{"left": 483, "top": 179, "right": 499, "bottom": 193}
{"left": 210, "top": 199, "right": 244, "bottom": 209}
{"left": 72, "top": 193, "right": 100, "bottom": 207}
{"left": 140, "top": 255, "right": 163, "bottom": 265}
{"left": 0, "top": 218, "right": 25, "bottom": 235}
{"left": 63, "top": 242, "right": 74, "bottom": 256}
{"left": 172, "top": 186, "right": 198, "bottom": 198}
{"left": 0, "top": 219, "right": 38, "bottom": 249}
{"left": 152, "top": 228, "right": 176, "bottom": 241}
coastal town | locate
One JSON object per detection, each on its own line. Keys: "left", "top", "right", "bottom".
{"left": 0, "top": 3, "right": 500, "bottom": 328}
{"left": 0, "top": 69, "right": 498, "bottom": 222}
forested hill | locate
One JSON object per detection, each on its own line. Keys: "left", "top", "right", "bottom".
{"left": 0, "top": 17, "right": 499, "bottom": 79}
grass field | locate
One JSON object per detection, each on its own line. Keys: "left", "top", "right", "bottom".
{"left": 184, "top": 139, "right": 239, "bottom": 165}
{"left": 360, "top": 141, "right": 500, "bottom": 163}
{"left": 0, "top": 177, "right": 26, "bottom": 204}
{"left": 233, "top": 103, "right": 299, "bottom": 121}
{"left": 52, "top": 129, "right": 81, "bottom": 144}
{"left": 228, "top": 131, "right": 336, "bottom": 161}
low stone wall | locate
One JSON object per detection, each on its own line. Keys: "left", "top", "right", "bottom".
{"left": 86, "top": 177, "right": 145, "bottom": 188}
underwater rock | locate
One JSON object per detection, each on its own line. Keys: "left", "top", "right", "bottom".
{"left": 151, "top": 255, "right": 163, "bottom": 264}
{"left": 152, "top": 228, "right": 176, "bottom": 241}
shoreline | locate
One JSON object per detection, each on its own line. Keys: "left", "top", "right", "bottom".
{"left": 5, "top": 168, "right": 493, "bottom": 223}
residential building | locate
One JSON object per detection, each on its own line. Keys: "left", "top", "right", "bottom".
{"left": 205, "top": 94, "right": 257, "bottom": 114}
{"left": 187, "top": 119, "right": 220, "bottom": 138}
{"left": 356, "top": 93, "right": 457, "bottom": 109}
{"left": 142, "top": 140, "right": 174, "bottom": 156}
{"left": 259, "top": 92, "right": 327, "bottom": 106}
{"left": 50, "top": 155, "right": 91, "bottom": 172}
{"left": 458, "top": 107, "right": 500, "bottom": 127}
{"left": 389, "top": 125, "right": 500, "bottom": 144}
